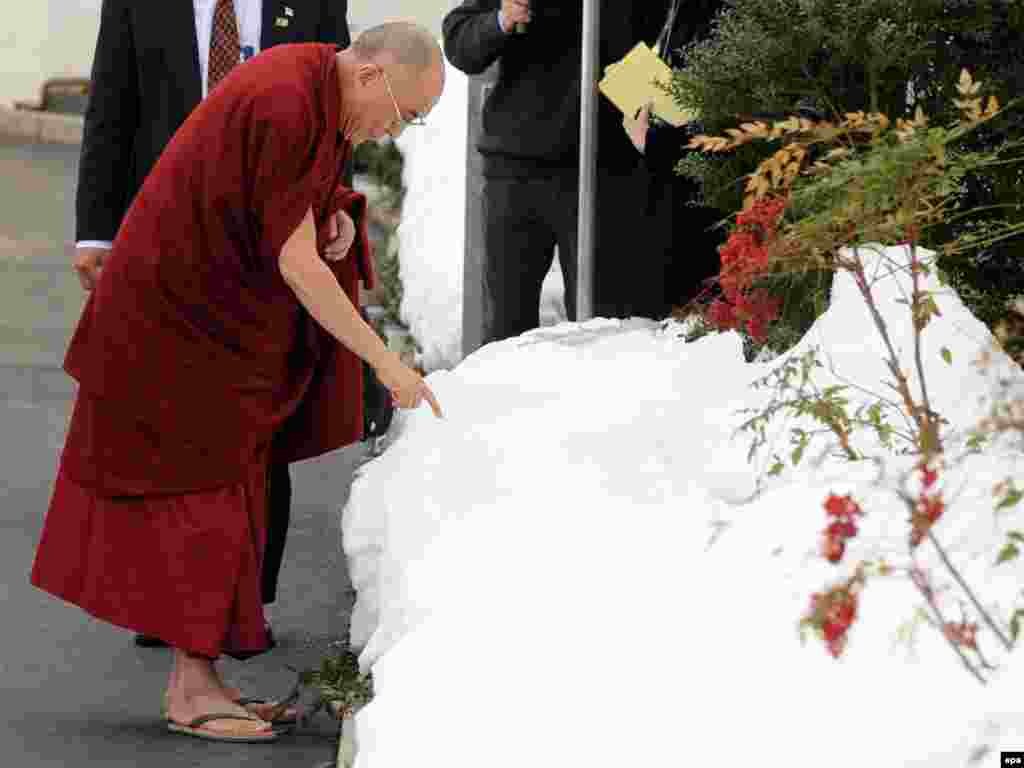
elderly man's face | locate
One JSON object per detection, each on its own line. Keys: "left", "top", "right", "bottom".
{"left": 351, "top": 58, "right": 444, "bottom": 144}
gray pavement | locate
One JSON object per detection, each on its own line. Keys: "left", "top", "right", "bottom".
{"left": 0, "top": 135, "right": 362, "bottom": 765}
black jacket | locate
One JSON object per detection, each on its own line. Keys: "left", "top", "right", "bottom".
{"left": 76, "top": 0, "right": 349, "bottom": 243}
{"left": 443, "top": 0, "right": 671, "bottom": 177}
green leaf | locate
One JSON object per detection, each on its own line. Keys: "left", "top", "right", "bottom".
{"left": 966, "top": 432, "right": 988, "bottom": 453}
{"left": 767, "top": 460, "right": 785, "bottom": 477}
{"left": 998, "top": 488, "right": 1023, "bottom": 511}
{"left": 791, "top": 444, "right": 805, "bottom": 466}
{"left": 941, "top": 346, "right": 952, "bottom": 365}
{"left": 1011, "top": 609, "right": 1024, "bottom": 644}
{"left": 996, "top": 542, "right": 1020, "bottom": 565}
{"left": 1008, "top": 531, "right": 1024, "bottom": 544}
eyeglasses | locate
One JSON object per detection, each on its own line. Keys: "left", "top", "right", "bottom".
{"left": 379, "top": 67, "right": 427, "bottom": 130}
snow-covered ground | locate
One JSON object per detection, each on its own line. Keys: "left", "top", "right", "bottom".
{"left": 395, "top": 60, "right": 566, "bottom": 372}
{"left": 342, "top": 244, "right": 1024, "bottom": 767}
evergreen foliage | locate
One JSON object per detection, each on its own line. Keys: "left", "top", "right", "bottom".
{"left": 670, "top": 0, "right": 1024, "bottom": 344}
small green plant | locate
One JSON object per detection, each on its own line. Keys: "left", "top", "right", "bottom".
{"left": 298, "top": 647, "right": 374, "bottom": 721}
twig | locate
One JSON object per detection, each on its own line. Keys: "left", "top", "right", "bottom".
{"left": 911, "top": 568, "right": 988, "bottom": 685}
{"left": 848, "top": 249, "right": 927, "bottom": 447}
{"left": 926, "top": 529, "right": 1014, "bottom": 652}
{"left": 908, "top": 242, "right": 942, "bottom": 455}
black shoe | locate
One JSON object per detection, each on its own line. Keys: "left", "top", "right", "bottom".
{"left": 134, "top": 633, "right": 169, "bottom": 648}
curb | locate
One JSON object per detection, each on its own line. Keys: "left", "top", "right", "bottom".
{"left": 0, "top": 106, "right": 82, "bottom": 145}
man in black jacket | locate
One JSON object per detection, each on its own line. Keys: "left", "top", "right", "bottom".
{"left": 622, "top": 0, "right": 726, "bottom": 308}
{"left": 72, "top": 0, "right": 351, "bottom": 649}
{"left": 443, "top": 0, "right": 674, "bottom": 343}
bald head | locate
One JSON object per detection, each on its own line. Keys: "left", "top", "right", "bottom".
{"left": 351, "top": 21, "right": 442, "bottom": 75}
{"left": 336, "top": 21, "right": 445, "bottom": 145}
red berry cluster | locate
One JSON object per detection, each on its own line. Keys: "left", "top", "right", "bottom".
{"left": 704, "top": 196, "right": 786, "bottom": 343}
{"left": 943, "top": 620, "right": 979, "bottom": 651}
{"left": 909, "top": 464, "right": 944, "bottom": 549}
{"left": 803, "top": 573, "right": 864, "bottom": 658}
{"left": 821, "top": 493, "right": 865, "bottom": 563}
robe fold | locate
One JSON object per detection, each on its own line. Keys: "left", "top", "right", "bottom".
{"left": 31, "top": 43, "right": 376, "bottom": 656}
{"left": 61, "top": 43, "right": 375, "bottom": 495}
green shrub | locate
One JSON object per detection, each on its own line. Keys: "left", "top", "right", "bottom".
{"left": 353, "top": 138, "right": 408, "bottom": 334}
{"left": 353, "top": 138, "right": 405, "bottom": 208}
{"left": 670, "top": 0, "right": 1024, "bottom": 346}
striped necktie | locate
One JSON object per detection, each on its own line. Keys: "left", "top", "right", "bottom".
{"left": 208, "top": 0, "right": 241, "bottom": 93}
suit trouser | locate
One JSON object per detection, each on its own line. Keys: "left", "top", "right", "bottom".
{"left": 481, "top": 167, "right": 674, "bottom": 345}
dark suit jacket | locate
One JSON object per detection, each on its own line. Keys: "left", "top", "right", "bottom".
{"left": 76, "top": 0, "right": 350, "bottom": 243}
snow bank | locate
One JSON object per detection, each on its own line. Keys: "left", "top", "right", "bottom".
{"left": 394, "top": 61, "right": 468, "bottom": 372}
{"left": 395, "top": 61, "right": 567, "bottom": 372}
{"left": 343, "top": 246, "right": 1024, "bottom": 766}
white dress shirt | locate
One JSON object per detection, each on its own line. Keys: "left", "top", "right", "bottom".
{"left": 78, "top": 0, "right": 263, "bottom": 250}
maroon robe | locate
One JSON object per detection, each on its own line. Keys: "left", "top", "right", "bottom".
{"left": 31, "top": 44, "right": 375, "bottom": 657}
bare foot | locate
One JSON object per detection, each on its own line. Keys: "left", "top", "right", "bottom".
{"left": 166, "top": 651, "right": 274, "bottom": 738}
{"left": 166, "top": 689, "right": 275, "bottom": 738}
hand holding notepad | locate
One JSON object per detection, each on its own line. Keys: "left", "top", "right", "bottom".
{"left": 599, "top": 42, "right": 696, "bottom": 128}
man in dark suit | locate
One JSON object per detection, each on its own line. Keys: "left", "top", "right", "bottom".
{"left": 443, "top": 1, "right": 677, "bottom": 343}
{"left": 73, "top": 0, "right": 351, "bottom": 649}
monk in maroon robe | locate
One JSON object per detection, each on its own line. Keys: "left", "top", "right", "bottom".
{"left": 31, "top": 22, "right": 444, "bottom": 742}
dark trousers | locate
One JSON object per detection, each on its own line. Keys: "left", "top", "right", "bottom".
{"left": 262, "top": 459, "right": 291, "bottom": 605}
{"left": 481, "top": 167, "right": 675, "bottom": 345}
{"left": 650, "top": 176, "right": 724, "bottom": 308}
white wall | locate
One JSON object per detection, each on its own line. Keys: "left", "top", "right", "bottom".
{"left": 0, "top": 0, "right": 102, "bottom": 106}
{"left": 348, "top": 0, "right": 449, "bottom": 37}
{"left": 0, "top": 1, "right": 450, "bottom": 107}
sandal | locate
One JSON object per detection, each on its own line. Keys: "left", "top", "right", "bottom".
{"left": 162, "top": 691, "right": 299, "bottom": 726}
{"left": 166, "top": 713, "right": 282, "bottom": 743}
{"left": 237, "top": 696, "right": 301, "bottom": 726}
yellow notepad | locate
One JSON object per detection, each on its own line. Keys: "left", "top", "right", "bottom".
{"left": 599, "top": 42, "right": 695, "bottom": 127}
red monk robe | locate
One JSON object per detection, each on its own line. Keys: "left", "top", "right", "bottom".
{"left": 31, "top": 44, "right": 375, "bottom": 659}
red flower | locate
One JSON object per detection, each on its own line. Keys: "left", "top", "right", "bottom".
{"left": 825, "top": 633, "right": 848, "bottom": 658}
{"left": 704, "top": 196, "right": 788, "bottom": 342}
{"left": 827, "top": 520, "right": 858, "bottom": 539}
{"left": 919, "top": 464, "right": 938, "bottom": 490}
{"left": 822, "top": 534, "right": 846, "bottom": 563}
{"left": 804, "top": 579, "right": 861, "bottom": 658}
{"left": 943, "top": 621, "right": 979, "bottom": 651}
{"left": 824, "top": 494, "right": 863, "bottom": 520}
{"left": 706, "top": 299, "right": 739, "bottom": 330}
{"left": 909, "top": 494, "right": 944, "bottom": 549}
{"left": 921, "top": 495, "right": 944, "bottom": 523}
{"left": 820, "top": 494, "right": 864, "bottom": 564}
{"left": 736, "top": 195, "right": 788, "bottom": 241}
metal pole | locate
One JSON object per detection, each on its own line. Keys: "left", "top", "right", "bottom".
{"left": 575, "top": 0, "right": 600, "bottom": 321}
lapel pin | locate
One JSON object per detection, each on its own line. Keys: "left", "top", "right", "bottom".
{"left": 275, "top": 16, "right": 289, "bottom": 27}
{"left": 284, "top": 6, "right": 294, "bottom": 17}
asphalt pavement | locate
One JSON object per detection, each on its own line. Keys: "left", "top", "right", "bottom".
{"left": 0, "top": 135, "right": 362, "bottom": 766}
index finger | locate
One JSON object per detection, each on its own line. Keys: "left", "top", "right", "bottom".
{"left": 420, "top": 382, "right": 444, "bottom": 419}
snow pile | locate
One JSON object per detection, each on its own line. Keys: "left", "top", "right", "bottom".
{"left": 394, "top": 60, "right": 468, "bottom": 372}
{"left": 395, "top": 62, "right": 568, "bottom": 371}
{"left": 341, "top": 247, "right": 1024, "bottom": 767}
